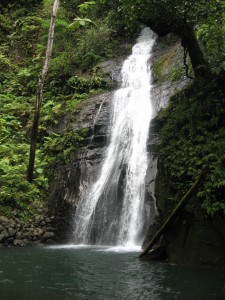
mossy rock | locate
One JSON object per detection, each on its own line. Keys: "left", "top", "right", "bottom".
{"left": 152, "top": 42, "right": 186, "bottom": 83}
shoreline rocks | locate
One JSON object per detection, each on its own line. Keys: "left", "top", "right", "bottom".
{"left": 0, "top": 202, "right": 56, "bottom": 247}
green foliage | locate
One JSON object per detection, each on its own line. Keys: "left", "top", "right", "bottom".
{"left": 197, "top": 19, "right": 225, "bottom": 75}
{"left": 44, "top": 128, "right": 88, "bottom": 163}
{"left": 109, "top": 0, "right": 223, "bottom": 29}
{"left": 0, "top": 0, "right": 115, "bottom": 222}
{"left": 46, "top": 16, "right": 118, "bottom": 85}
{"left": 9, "top": 16, "right": 43, "bottom": 60}
{"left": 153, "top": 59, "right": 164, "bottom": 82}
{"left": 0, "top": 0, "right": 43, "bottom": 9}
{"left": 159, "top": 77, "right": 225, "bottom": 217}
{"left": 0, "top": 0, "right": 223, "bottom": 225}
{"left": 78, "top": 1, "right": 96, "bottom": 14}
{"left": 0, "top": 54, "right": 11, "bottom": 70}
{"left": 0, "top": 94, "right": 33, "bottom": 119}
{"left": 3, "top": 67, "right": 39, "bottom": 96}
{"left": 71, "top": 22, "right": 116, "bottom": 71}
{"left": 170, "top": 67, "right": 183, "bottom": 82}
{"left": 0, "top": 112, "right": 48, "bottom": 212}
{"left": 69, "top": 17, "right": 96, "bottom": 30}
{"left": 67, "top": 74, "right": 108, "bottom": 93}
{"left": 0, "top": 71, "right": 48, "bottom": 219}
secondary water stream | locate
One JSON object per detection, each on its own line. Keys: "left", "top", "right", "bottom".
{"left": 73, "top": 28, "right": 156, "bottom": 246}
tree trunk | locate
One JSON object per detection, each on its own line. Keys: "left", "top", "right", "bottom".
{"left": 27, "top": 0, "right": 60, "bottom": 182}
{"left": 180, "top": 25, "right": 210, "bottom": 79}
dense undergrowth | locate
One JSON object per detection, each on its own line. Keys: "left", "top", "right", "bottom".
{"left": 158, "top": 74, "right": 225, "bottom": 217}
{"left": 0, "top": 0, "right": 125, "bottom": 219}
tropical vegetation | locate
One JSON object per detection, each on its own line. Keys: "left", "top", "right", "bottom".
{"left": 0, "top": 0, "right": 224, "bottom": 220}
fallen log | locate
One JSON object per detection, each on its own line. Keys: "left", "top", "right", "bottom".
{"left": 139, "top": 169, "right": 207, "bottom": 258}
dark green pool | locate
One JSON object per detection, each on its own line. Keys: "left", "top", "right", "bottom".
{"left": 0, "top": 245, "right": 223, "bottom": 300}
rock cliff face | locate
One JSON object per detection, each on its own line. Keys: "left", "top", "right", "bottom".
{"left": 0, "top": 201, "right": 55, "bottom": 246}
{"left": 48, "top": 34, "right": 190, "bottom": 244}
{"left": 48, "top": 92, "right": 114, "bottom": 242}
{"left": 155, "top": 162, "right": 225, "bottom": 268}
{"left": 150, "top": 37, "right": 225, "bottom": 268}
{"left": 142, "top": 36, "right": 190, "bottom": 247}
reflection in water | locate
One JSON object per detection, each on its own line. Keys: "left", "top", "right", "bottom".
{"left": 0, "top": 247, "right": 223, "bottom": 300}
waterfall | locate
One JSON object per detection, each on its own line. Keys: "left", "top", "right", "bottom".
{"left": 73, "top": 28, "right": 156, "bottom": 246}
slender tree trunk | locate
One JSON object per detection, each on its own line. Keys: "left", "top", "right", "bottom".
{"left": 180, "top": 25, "right": 210, "bottom": 79}
{"left": 27, "top": 0, "right": 60, "bottom": 182}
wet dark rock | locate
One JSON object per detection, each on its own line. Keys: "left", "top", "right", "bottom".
{"left": 13, "top": 239, "right": 25, "bottom": 247}
{"left": 0, "top": 202, "right": 56, "bottom": 247}
{"left": 220, "top": 285, "right": 225, "bottom": 300}
{"left": 142, "top": 37, "right": 191, "bottom": 254}
{"left": 33, "top": 228, "right": 43, "bottom": 236}
{"left": 48, "top": 92, "right": 113, "bottom": 242}
{"left": 151, "top": 39, "right": 190, "bottom": 117}
{"left": 43, "top": 232, "right": 55, "bottom": 239}
{"left": 155, "top": 164, "right": 225, "bottom": 267}
{"left": 40, "top": 221, "right": 46, "bottom": 226}
{"left": 0, "top": 216, "right": 9, "bottom": 223}
{"left": 35, "top": 215, "right": 44, "bottom": 224}
{"left": 8, "top": 228, "right": 16, "bottom": 236}
{"left": 147, "top": 36, "right": 225, "bottom": 268}
{"left": 0, "top": 233, "right": 7, "bottom": 242}
{"left": 142, "top": 215, "right": 160, "bottom": 249}
{"left": 45, "top": 239, "right": 55, "bottom": 244}
{"left": 15, "top": 232, "right": 23, "bottom": 239}
{"left": 96, "top": 58, "right": 124, "bottom": 85}
{"left": 143, "top": 246, "right": 167, "bottom": 261}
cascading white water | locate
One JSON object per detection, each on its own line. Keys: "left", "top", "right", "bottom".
{"left": 73, "top": 28, "right": 156, "bottom": 246}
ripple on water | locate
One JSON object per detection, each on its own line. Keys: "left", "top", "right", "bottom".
{"left": 0, "top": 278, "right": 14, "bottom": 284}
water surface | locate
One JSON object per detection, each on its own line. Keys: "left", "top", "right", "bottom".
{"left": 0, "top": 246, "right": 223, "bottom": 300}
